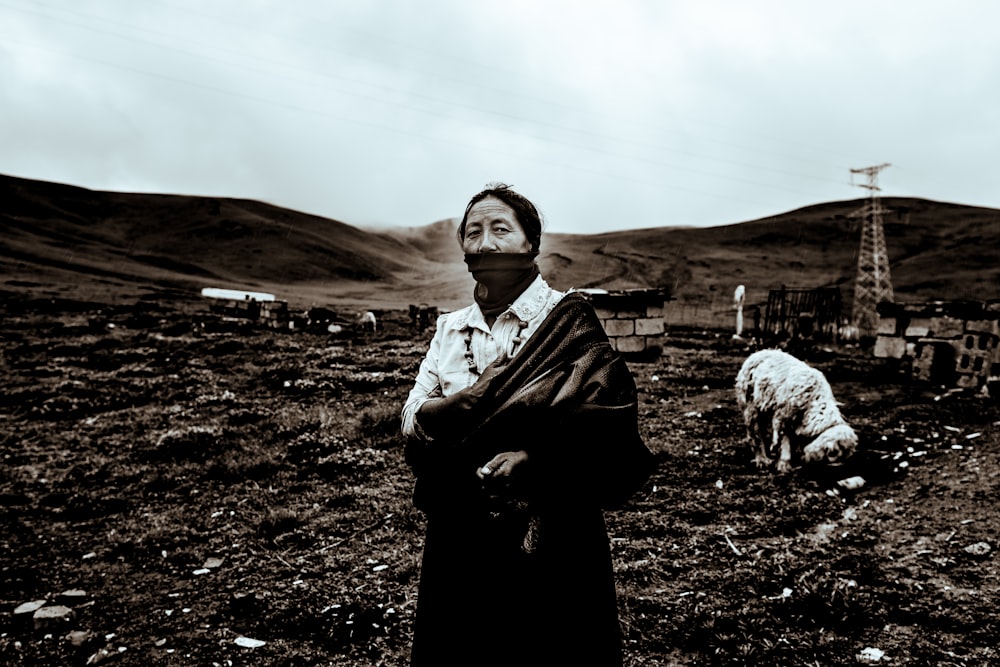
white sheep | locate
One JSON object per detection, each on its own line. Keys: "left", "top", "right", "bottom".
{"left": 357, "top": 310, "right": 377, "bottom": 334}
{"left": 735, "top": 348, "right": 857, "bottom": 473}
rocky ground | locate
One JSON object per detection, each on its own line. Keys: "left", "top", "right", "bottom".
{"left": 1, "top": 293, "right": 998, "bottom": 666}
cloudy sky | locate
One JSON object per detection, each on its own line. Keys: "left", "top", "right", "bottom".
{"left": 2, "top": 1, "right": 998, "bottom": 235}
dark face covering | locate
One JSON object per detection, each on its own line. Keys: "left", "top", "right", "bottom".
{"left": 464, "top": 252, "right": 540, "bottom": 316}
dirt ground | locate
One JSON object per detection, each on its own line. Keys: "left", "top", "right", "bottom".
{"left": 1, "top": 293, "right": 998, "bottom": 666}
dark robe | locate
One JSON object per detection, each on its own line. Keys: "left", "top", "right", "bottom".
{"left": 406, "top": 293, "right": 655, "bottom": 667}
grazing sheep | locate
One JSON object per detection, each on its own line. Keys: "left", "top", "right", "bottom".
{"left": 358, "top": 310, "right": 377, "bottom": 334}
{"left": 735, "top": 349, "right": 857, "bottom": 473}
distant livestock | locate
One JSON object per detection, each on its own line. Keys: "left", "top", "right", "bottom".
{"left": 307, "top": 306, "right": 339, "bottom": 328}
{"left": 358, "top": 311, "right": 377, "bottom": 334}
{"left": 735, "top": 349, "right": 858, "bottom": 473}
{"left": 409, "top": 303, "right": 435, "bottom": 333}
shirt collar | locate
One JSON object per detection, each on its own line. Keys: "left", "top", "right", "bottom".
{"left": 450, "top": 275, "right": 551, "bottom": 331}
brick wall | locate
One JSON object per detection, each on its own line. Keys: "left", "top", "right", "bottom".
{"left": 577, "top": 288, "right": 670, "bottom": 359}
{"left": 874, "top": 300, "right": 1000, "bottom": 390}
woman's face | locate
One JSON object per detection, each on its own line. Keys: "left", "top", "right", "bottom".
{"left": 462, "top": 196, "right": 533, "bottom": 254}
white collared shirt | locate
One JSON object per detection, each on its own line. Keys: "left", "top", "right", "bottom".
{"left": 400, "top": 275, "right": 565, "bottom": 439}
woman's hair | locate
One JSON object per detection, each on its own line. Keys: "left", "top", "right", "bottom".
{"left": 457, "top": 182, "right": 543, "bottom": 252}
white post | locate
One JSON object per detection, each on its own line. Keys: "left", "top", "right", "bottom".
{"left": 734, "top": 285, "right": 745, "bottom": 337}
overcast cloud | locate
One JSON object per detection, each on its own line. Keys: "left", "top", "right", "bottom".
{"left": 2, "top": 0, "right": 998, "bottom": 234}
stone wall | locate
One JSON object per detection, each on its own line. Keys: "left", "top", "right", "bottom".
{"left": 207, "top": 297, "right": 290, "bottom": 329}
{"left": 577, "top": 288, "right": 670, "bottom": 360}
{"left": 259, "top": 300, "right": 291, "bottom": 329}
{"left": 874, "top": 300, "right": 1000, "bottom": 390}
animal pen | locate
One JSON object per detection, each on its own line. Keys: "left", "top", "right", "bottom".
{"left": 762, "top": 286, "right": 843, "bottom": 343}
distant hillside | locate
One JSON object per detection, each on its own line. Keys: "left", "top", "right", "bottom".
{"left": 535, "top": 197, "right": 1000, "bottom": 315}
{"left": 0, "top": 174, "right": 439, "bottom": 308}
{"left": 2, "top": 173, "right": 999, "bottom": 313}
{"left": 376, "top": 197, "right": 1000, "bottom": 314}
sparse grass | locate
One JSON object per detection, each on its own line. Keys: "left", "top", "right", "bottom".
{"left": 2, "top": 303, "right": 999, "bottom": 667}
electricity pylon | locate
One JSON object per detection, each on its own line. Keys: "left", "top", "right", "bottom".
{"left": 849, "top": 163, "right": 894, "bottom": 338}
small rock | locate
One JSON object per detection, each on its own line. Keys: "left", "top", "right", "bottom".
{"left": 14, "top": 600, "right": 48, "bottom": 616}
{"left": 57, "top": 589, "right": 89, "bottom": 606}
{"left": 234, "top": 636, "right": 266, "bottom": 648}
{"left": 964, "top": 542, "right": 991, "bottom": 558}
{"left": 857, "top": 646, "right": 886, "bottom": 663}
{"left": 33, "top": 605, "right": 76, "bottom": 632}
{"left": 837, "top": 476, "right": 866, "bottom": 491}
{"left": 65, "top": 630, "right": 94, "bottom": 647}
{"left": 86, "top": 647, "right": 116, "bottom": 665}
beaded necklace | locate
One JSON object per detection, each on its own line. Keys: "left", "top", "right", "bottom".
{"left": 464, "top": 319, "right": 530, "bottom": 375}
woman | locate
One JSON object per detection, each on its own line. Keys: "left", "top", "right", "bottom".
{"left": 401, "top": 183, "right": 654, "bottom": 667}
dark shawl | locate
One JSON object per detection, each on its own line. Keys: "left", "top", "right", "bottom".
{"left": 407, "top": 291, "right": 654, "bottom": 515}
{"left": 406, "top": 292, "right": 655, "bottom": 667}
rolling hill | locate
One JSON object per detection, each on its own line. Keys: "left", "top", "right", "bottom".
{"left": 2, "top": 173, "right": 999, "bottom": 316}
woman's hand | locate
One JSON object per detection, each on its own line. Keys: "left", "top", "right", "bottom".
{"left": 477, "top": 450, "right": 529, "bottom": 481}
{"left": 478, "top": 451, "right": 531, "bottom": 511}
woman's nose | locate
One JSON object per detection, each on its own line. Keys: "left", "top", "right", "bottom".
{"left": 476, "top": 231, "right": 499, "bottom": 252}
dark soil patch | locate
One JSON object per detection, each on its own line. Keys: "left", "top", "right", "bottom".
{"left": 1, "top": 297, "right": 998, "bottom": 666}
